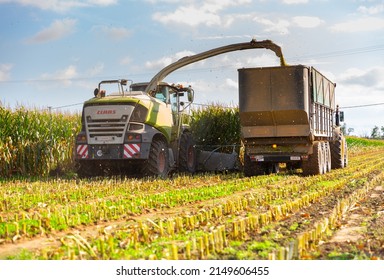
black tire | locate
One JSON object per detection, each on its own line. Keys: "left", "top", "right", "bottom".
{"left": 178, "top": 132, "right": 197, "bottom": 173}
{"left": 343, "top": 140, "right": 348, "bottom": 168}
{"left": 324, "top": 142, "right": 331, "bottom": 173}
{"left": 142, "top": 138, "right": 169, "bottom": 178}
{"left": 331, "top": 133, "right": 346, "bottom": 169}
{"left": 243, "top": 154, "right": 265, "bottom": 177}
{"left": 302, "top": 142, "right": 324, "bottom": 176}
{"left": 263, "top": 163, "right": 280, "bottom": 175}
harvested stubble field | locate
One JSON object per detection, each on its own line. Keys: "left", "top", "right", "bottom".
{"left": 1, "top": 140, "right": 384, "bottom": 260}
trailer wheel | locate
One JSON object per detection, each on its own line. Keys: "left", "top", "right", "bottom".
{"left": 331, "top": 133, "right": 346, "bottom": 169}
{"left": 178, "top": 132, "right": 197, "bottom": 173}
{"left": 324, "top": 142, "right": 332, "bottom": 173}
{"left": 142, "top": 138, "right": 169, "bottom": 178}
{"left": 266, "top": 163, "right": 279, "bottom": 175}
{"left": 244, "top": 154, "right": 265, "bottom": 177}
{"left": 343, "top": 139, "right": 348, "bottom": 168}
{"left": 302, "top": 141, "right": 324, "bottom": 176}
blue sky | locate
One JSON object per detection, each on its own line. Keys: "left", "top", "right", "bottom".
{"left": 0, "top": 0, "right": 383, "bottom": 136}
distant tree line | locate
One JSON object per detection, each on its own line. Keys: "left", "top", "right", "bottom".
{"left": 370, "top": 126, "right": 384, "bottom": 139}
{"left": 340, "top": 124, "right": 384, "bottom": 139}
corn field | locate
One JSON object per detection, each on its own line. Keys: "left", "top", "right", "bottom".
{"left": 0, "top": 107, "right": 81, "bottom": 177}
{"left": 189, "top": 104, "right": 240, "bottom": 152}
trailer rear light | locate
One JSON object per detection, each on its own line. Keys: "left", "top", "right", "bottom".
{"left": 301, "top": 155, "right": 309, "bottom": 161}
{"left": 250, "top": 155, "right": 264, "bottom": 162}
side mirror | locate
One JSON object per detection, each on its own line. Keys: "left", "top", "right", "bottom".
{"left": 339, "top": 111, "right": 344, "bottom": 122}
{"left": 94, "top": 88, "right": 99, "bottom": 97}
{"left": 187, "top": 86, "right": 194, "bottom": 103}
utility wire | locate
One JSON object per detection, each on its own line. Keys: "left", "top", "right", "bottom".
{"left": 341, "top": 102, "right": 384, "bottom": 109}
{"left": 47, "top": 102, "right": 84, "bottom": 111}
{"left": 288, "top": 44, "right": 384, "bottom": 61}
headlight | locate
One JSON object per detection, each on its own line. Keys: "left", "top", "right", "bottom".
{"left": 76, "top": 132, "right": 87, "bottom": 143}
{"left": 130, "top": 104, "right": 148, "bottom": 123}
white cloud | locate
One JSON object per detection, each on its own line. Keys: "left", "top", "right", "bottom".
{"left": 282, "top": 0, "right": 308, "bottom": 4}
{"left": 87, "top": 63, "right": 104, "bottom": 76}
{"left": 87, "top": 0, "right": 117, "bottom": 6}
{"left": 26, "top": 18, "right": 77, "bottom": 44}
{"left": 41, "top": 65, "right": 78, "bottom": 86}
{"left": 120, "top": 56, "right": 132, "bottom": 65}
{"left": 0, "top": 0, "right": 117, "bottom": 13}
{"left": 153, "top": 5, "right": 221, "bottom": 27}
{"left": 253, "top": 17, "right": 290, "bottom": 35}
{"left": 93, "top": 26, "right": 132, "bottom": 41}
{"left": 225, "top": 78, "right": 237, "bottom": 89}
{"left": 190, "top": 78, "right": 238, "bottom": 106}
{"left": 358, "top": 4, "right": 384, "bottom": 15}
{"left": 292, "top": 16, "right": 324, "bottom": 28}
{"left": 338, "top": 67, "right": 384, "bottom": 88}
{"left": 144, "top": 0, "right": 183, "bottom": 3}
{"left": 335, "top": 67, "right": 384, "bottom": 136}
{"left": 152, "top": 0, "right": 251, "bottom": 27}
{"left": 0, "top": 64, "right": 13, "bottom": 81}
{"left": 145, "top": 50, "right": 196, "bottom": 70}
{"left": 330, "top": 17, "right": 384, "bottom": 33}
{"left": 243, "top": 53, "right": 282, "bottom": 67}
{"left": 196, "top": 35, "right": 253, "bottom": 40}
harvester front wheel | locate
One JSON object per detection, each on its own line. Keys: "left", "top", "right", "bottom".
{"left": 142, "top": 138, "right": 169, "bottom": 178}
{"left": 178, "top": 132, "right": 197, "bottom": 174}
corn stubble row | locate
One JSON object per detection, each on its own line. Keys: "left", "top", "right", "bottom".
{"left": 1, "top": 148, "right": 383, "bottom": 260}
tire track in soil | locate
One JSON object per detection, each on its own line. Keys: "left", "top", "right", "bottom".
{"left": 314, "top": 185, "right": 384, "bottom": 259}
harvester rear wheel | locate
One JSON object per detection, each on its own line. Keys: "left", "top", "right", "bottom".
{"left": 302, "top": 141, "right": 324, "bottom": 176}
{"left": 142, "top": 138, "right": 169, "bottom": 178}
{"left": 178, "top": 132, "right": 197, "bottom": 173}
